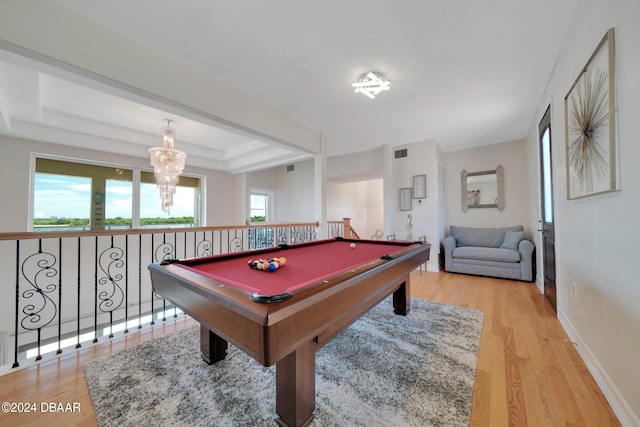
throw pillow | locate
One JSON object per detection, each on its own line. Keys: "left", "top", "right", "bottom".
{"left": 500, "top": 230, "right": 525, "bottom": 250}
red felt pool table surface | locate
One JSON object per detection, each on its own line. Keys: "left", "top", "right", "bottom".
{"left": 174, "top": 239, "right": 411, "bottom": 296}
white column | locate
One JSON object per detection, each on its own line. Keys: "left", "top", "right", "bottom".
{"left": 314, "top": 133, "right": 327, "bottom": 239}
{"left": 382, "top": 144, "right": 394, "bottom": 238}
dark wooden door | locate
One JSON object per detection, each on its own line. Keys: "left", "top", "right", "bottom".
{"left": 539, "top": 106, "right": 557, "bottom": 312}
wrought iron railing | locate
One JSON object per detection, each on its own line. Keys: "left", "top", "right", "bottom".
{"left": 0, "top": 222, "right": 320, "bottom": 372}
{"left": 327, "top": 217, "right": 360, "bottom": 239}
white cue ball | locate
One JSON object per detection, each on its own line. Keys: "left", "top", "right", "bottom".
{"left": 350, "top": 243, "right": 356, "bottom": 249}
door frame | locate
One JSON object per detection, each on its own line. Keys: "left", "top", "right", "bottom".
{"left": 538, "top": 105, "right": 557, "bottom": 312}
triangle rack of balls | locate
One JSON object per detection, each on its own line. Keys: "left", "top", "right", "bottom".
{"left": 248, "top": 257, "right": 287, "bottom": 272}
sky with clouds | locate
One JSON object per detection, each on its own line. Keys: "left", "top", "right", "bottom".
{"left": 34, "top": 174, "right": 195, "bottom": 219}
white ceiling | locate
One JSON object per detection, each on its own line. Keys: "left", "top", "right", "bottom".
{"left": 0, "top": 0, "right": 580, "bottom": 174}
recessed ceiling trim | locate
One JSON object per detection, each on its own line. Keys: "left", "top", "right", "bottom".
{"left": 0, "top": 39, "right": 318, "bottom": 156}
{"left": 228, "top": 152, "right": 314, "bottom": 175}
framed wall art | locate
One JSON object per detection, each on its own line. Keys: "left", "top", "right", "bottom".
{"left": 399, "top": 188, "right": 412, "bottom": 211}
{"left": 564, "top": 27, "right": 619, "bottom": 199}
{"left": 412, "top": 174, "right": 426, "bottom": 199}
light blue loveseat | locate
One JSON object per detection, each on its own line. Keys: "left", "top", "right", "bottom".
{"left": 442, "top": 225, "right": 534, "bottom": 281}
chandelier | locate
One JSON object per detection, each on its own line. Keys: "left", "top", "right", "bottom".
{"left": 148, "top": 119, "right": 187, "bottom": 214}
{"left": 352, "top": 72, "right": 391, "bottom": 99}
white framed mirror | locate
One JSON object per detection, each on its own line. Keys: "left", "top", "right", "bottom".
{"left": 461, "top": 165, "right": 504, "bottom": 212}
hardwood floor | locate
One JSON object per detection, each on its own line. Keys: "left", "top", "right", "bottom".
{"left": 411, "top": 271, "right": 619, "bottom": 427}
{"left": 0, "top": 271, "right": 620, "bottom": 426}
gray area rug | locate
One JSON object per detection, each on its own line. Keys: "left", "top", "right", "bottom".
{"left": 84, "top": 297, "right": 484, "bottom": 427}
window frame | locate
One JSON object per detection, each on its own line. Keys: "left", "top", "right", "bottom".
{"left": 249, "top": 189, "right": 274, "bottom": 222}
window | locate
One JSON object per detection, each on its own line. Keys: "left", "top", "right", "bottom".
{"left": 139, "top": 172, "right": 199, "bottom": 228}
{"left": 250, "top": 193, "right": 268, "bottom": 222}
{"left": 106, "top": 176, "right": 133, "bottom": 228}
{"left": 541, "top": 128, "right": 553, "bottom": 223}
{"left": 33, "top": 158, "right": 201, "bottom": 231}
{"left": 34, "top": 173, "right": 91, "bottom": 231}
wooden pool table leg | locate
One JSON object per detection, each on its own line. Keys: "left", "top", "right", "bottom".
{"left": 200, "top": 325, "right": 228, "bottom": 365}
{"left": 275, "top": 339, "right": 316, "bottom": 427}
{"left": 393, "top": 277, "right": 411, "bottom": 315}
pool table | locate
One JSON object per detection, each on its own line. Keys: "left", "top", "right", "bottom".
{"left": 148, "top": 238, "right": 430, "bottom": 427}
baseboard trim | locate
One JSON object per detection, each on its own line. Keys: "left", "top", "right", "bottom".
{"left": 558, "top": 313, "right": 639, "bottom": 427}
{"left": 413, "top": 264, "right": 440, "bottom": 273}
{"left": 535, "top": 275, "right": 543, "bottom": 293}
{"left": 427, "top": 263, "right": 440, "bottom": 273}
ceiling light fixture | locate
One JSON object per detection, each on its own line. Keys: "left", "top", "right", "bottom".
{"left": 352, "top": 72, "right": 391, "bottom": 99}
{"left": 149, "top": 119, "right": 187, "bottom": 214}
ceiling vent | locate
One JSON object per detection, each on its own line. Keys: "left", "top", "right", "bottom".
{"left": 394, "top": 149, "right": 408, "bottom": 159}
{"left": 286, "top": 164, "right": 295, "bottom": 172}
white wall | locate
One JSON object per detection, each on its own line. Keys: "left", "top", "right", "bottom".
{"left": 275, "top": 160, "right": 315, "bottom": 222}
{"left": 526, "top": 0, "right": 640, "bottom": 424}
{"left": 246, "top": 167, "right": 277, "bottom": 221}
{"left": 326, "top": 140, "right": 441, "bottom": 270}
{"left": 0, "top": 135, "right": 237, "bottom": 233}
{"left": 365, "top": 180, "right": 385, "bottom": 239}
{"left": 246, "top": 159, "right": 382, "bottom": 236}
{"left": 326, "top": 179, "right": 383, "bottom": 239}
{"left": 443, "top": 139, "right": 531, "bottom": 236}
{"left": 245, "top": 161, "right": 316, "bottom": 223}
{"left": 326, "top": 148, "right": 384, "bottom": 238}
{"left": 387, "top": 139, "right": 440, "bottom": 271}
{"left": 327, "top": 148, "right": 383, "bottom": 182}
{"left": 246, "top": 168, "right": 278, "bottom": 192}
{"left": 231, "top": 172, "right": 247, "bottom": 224}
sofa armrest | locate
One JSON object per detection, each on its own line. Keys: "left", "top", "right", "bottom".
{"left": 442, "top": 236, "right": 457, "bottom": 271}
{"left": 518, "top": 239, "right": 535, "bottom": 281}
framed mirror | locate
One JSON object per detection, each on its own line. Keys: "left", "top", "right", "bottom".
{"left": 461, "top": 165, "right": 504, "bottom": 212}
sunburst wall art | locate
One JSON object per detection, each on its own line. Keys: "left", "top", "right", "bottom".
{"left": 564, "top": 28, "right": 618, "bottom": 199}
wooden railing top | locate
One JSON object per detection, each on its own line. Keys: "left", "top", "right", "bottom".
{"left": 0, "top": 221, "right": 320, "bottom": 241}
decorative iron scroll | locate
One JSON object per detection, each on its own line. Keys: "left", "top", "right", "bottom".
{"left": 154, "top": 242, "right": 175, "bottom": 262}
{"left": 229, "top": 236, "right": 244, "bottom": 252}
{"left": 329, "top": 223, "right": 343, "bottom": 238}
{"left": 196, "top": 238, "right": 212, "bottom": 257}
{"left": 20, "top": 251, "right": 58, "bottom": 333}
{"left": 276, "top": 228, "right": 288, "bottom": 246}
{"left": 290, "top": 227, "right": 316, "bottom": 244}
{"left": 151, "top": 237, "right": 176, "bottom": 325}
{"left": 97, "top": 246, "right": 125, "bottom": 315}
{"left": 288, "top": 228, "right": 299, "bottom": 244}
{"left": 250, "top": 228, "right": 274, "bottom": 249}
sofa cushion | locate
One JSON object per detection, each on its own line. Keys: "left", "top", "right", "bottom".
{"left": 452, "top": 246, "right": 521, "bottom": 263}
{"left": 450, "top": 225, "right": 524, "bottom": 248}
{"left": 500, "top": 230, "right": 526, "bottom": 250}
